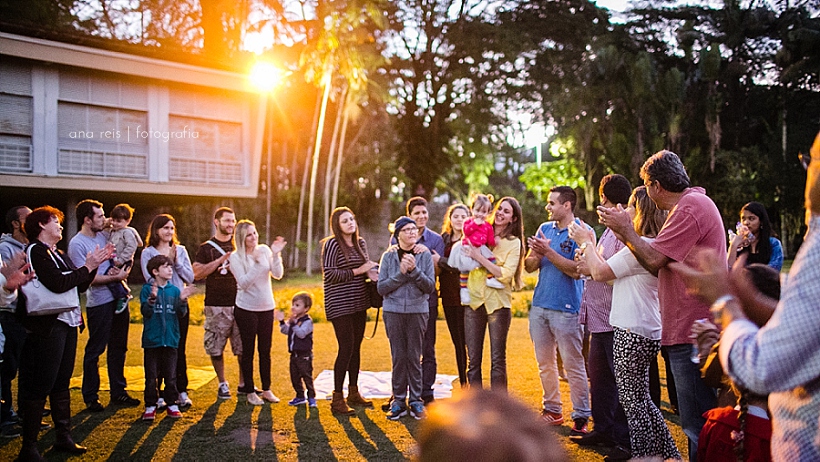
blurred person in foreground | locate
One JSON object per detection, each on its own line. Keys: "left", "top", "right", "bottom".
{"left": 416, "top": 389, "right": 567, "bottom": 462}
{"left": 672, "top": 130, "right": 820, "bottom": 460}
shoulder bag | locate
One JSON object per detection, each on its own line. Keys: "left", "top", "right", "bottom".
{"left": 20, "top": 245, "right": 79, "bottom": 316}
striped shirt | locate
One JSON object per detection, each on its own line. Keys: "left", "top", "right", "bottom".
{"left": 579, "top": 228, "right": 624, "bottom": 333}
{"left": 321, "top": 237, "right": 371, "bottom": 320}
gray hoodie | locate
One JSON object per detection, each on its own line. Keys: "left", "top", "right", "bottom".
{"left": 0, "top": 233, "right": 26, "bottom": 312}
{"left": 377, "top": 246, "right": 435, "bottom": 314}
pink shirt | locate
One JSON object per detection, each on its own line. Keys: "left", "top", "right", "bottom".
{"left": 463, "top": 218, "right": 495, "bottom": 247}
{"left": 650, "top": 187, "right": 726, "bottom": 346}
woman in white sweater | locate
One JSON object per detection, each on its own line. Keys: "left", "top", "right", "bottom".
{"left": 229, "top": 220, "right": 286, "bottom": 405}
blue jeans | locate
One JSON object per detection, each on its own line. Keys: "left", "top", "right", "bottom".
{"left": 589, "top": 331, "right": 630, "bottom": 448}
{"left": 529, "top": 307, "right": 591, "bottom": 419}
{"left": 665, "top": 343, "right": 717, "bottom": 460}
{"left": 82, "top": 300, "right": 130, "bottom": 402}
{"left": 464, "top": 305, "right": 511, "bottom": 391}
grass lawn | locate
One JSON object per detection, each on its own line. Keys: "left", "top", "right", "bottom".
{"left": 0, "top": 278, "right": 688, "bottom": 461}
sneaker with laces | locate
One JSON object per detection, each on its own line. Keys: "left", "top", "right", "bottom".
{"left": 142, "top": 407, "right": 156, "bottom": 421}
{"left": 570, "top": 417, "right": 589, "bottom": 436}
{"left": 112, "top": 394, "right": 140, "bottom": 406}
{"left": 247, "top": 393, "right": 264, "bottom": 406}
{"left": 260, "top": 390, "right": 280, "bottom": 403}
{"left": 178, "top": 391, "right": 193, "bottom": 409}
{"left": 166, "top": 405, "right": 183, "bottom": 418}
{"left": 307, "top": 397, "right": 318, "bottom": 408}
{"left": 288, "top": 396, "right": 308, "bottom": 406}
{"left": 156, "top": 398, "right": 167, "bottom": 410}
{"left": 217, "top": 382, "right": 232, "bottom": 400}
{"left": 540, "top": 410, "right": 564, "bottom": 426}
{"left": 409, "top": 402, "right": 425, "bottom": 420}
{"left": 0, "top": 423, "right": 21, "bottom": 438}
{"left": 386, "top": 401, "right": 408, "bottom": 420}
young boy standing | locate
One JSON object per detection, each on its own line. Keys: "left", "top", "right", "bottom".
{"left": 141, "top": 255, "right": 194, "bottom": 421}
{"left": 275, "top": 292, "right": 317, "bottom": 407}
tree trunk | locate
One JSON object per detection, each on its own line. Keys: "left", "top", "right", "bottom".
{"left": 306, "top": 68, "right": 333, "bottom": 275}
{"left": 331, "top": 91, "right": 354, "bottom": 213}
{"left": 323, "top": 84, "right": 347, "bottom": 238}
{"left": 293, "top": 89, "right": 322, "bottom": 269}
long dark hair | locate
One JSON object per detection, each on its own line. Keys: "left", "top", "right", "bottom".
{"left": 146, "top": 214, "right": 178, "bottom": 248}
{"left": 740, "top": 202, "right": 774, "bottom": 264}
{"left": 492, "top": 197, "right": 524, "bottom": 290}
{"left": 324, "top": 207, "right": 366, "bottom": 263}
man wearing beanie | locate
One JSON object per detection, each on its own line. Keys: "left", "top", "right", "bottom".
{"left": 378, "top": 216, "right": 436, "bottom": 420}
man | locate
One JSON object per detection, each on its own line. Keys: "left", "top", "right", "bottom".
{"left": 0, "top": 206, "right": 31, "bottom": 436}
{"left": 673, "top": 130, "right": 820, "bottom": 459}
{"left": 599, "top": 150, "right": 723, "bottom": 459}
{"left": 525, "top": 186, "right": 591, "bottom": 435}
{"left": 193, "top": 207, "right": 244, "bottom": 400}
{"left": 68, "top": 199, "right": 139, "bottom": 411}
{"left": 573, "top": 176, "right": 632, "bottom": 460}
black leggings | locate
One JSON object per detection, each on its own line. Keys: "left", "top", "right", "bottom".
{"left": 235, "top": 307, "right": 274, "bottom": 392}
{"left": 330, "top": 310, "right": 367, "bottom": 392}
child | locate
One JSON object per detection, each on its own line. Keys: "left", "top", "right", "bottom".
{"left": 275, "top": 292, "right": 317, "bottom": 407}
{"left": 447, "top": 194, "right": 504, "bottom": 304}
{"left": 140, "top": 255, "right": 194, "bottom": 421}
{"left": 107, "top": 203, "right": 143, "bottom": 314}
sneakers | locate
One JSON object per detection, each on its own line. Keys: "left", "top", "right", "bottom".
{"left": 156, "top": 398, "right": 167, "bottom": 410}
{"left": 142, "top": 406, "right": 157, "bottom": 421}
{"left": 570, "top": 417, "right": 589, "bottom": 436}
{"left": 288, "top": 396, "right": 308, "bottom": 406}
{"left": 85, "top": 400, "right": 105, "bottom": 412}
{"left": 485, "top": 277, "right": 505, "bottom": 289}
{"left": 540, "top": 410, "right": 564, "bottom": 426}
{"left": 409, "top": 402, "right": 425, "bottom": 420}
{"left": 178, "top": 392, "right": 193, "bottom": 409}
{"left": 0, "top": 423, "right": 21, "bottom": 438}
{"left": 386, "top": 401, "right": 408, "bottom": 420}
{"left": 260, "top": 390, "right": 280, "bottom": 403}
{"left": 166, "top": 405, "right": 183, "bottom": 418}
{"left": 307, "top": 397, "right": 318, "bottom": 408}
{"left": 112, "top": 394, "right": 140, "bottom": 407}
{"left": 247, "top": 393, "right": 264, "bottom": 406}
{"left": 217, "top": 382, "right": 232, "bottom": 400}
{"left": 114, "top": 297, "right": 129, "bottom": 314}
{"left": 460, "top": 287, "right": 471, "bottom": 305}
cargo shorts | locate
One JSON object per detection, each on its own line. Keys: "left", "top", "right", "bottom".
{"left": 203, "top": 305, "right": 243, "bottom": 357}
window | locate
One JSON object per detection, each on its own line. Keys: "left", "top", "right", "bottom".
{"left": 0, "top": 61, "right": 32, "bottom": 173}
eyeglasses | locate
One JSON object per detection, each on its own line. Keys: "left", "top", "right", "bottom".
{"left": 799, "top": 151, "right": 811, "bottom": 170}
{"left": 400, "top": 227, "right": 419, "bottom": 234}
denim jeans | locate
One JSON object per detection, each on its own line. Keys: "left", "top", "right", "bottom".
{"left": 665, "top": 343, "right": 717, "bottom": 461}
{"left": 464, "top": 305, "right": 511, "bottom": 391}
{"left": 529, "top": 306, "right": 591, "bottom": 419}
{"left": 82, "top": 300, "right": 130, "bottom": 402}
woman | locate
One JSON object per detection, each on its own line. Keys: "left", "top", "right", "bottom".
{"left": 570, "top": 187, "right": 681, "bottom": 461}
{"left": 17, "top": 206, "right": 110, "bottom": 460}
{"left": 462, "top": 197, "right": 524, "bottom": 391}
{"left": 438, "top": 204, "right": 470, "bottom": 387}
{"left": 378, "top": 216, "right": 436, "bottom": 420}
{"left": 727, "top": 201, "right": 783, "bottom": 271}
{"left": 321, "top": 207, "right": 379, "bottom": 415}
{"left": 229, "top": 220, "right": 285, "bottom": 405}
{"left": 140, "top": 214, "right": 195, "bottom": 408}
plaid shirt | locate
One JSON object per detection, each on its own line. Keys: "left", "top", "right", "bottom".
{"left": 579, "top": 228, "right": 624, "bottom": 333}
{"left": 720, "top": 213, "right": 820, "bottom": 460}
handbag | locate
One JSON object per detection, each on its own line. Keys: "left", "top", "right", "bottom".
{"left": 20, "top": 245, "right": 79, "bottom": 316}
{"left": 364, "top": 279, "right": 382, "bottom": 339}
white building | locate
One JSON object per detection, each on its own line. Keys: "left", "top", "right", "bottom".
{"left": 0, "top": 32, "right": 268, "bottom": 203}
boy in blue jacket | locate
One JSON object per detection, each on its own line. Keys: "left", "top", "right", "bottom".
{"left": 276, "top": 292, "right": 316, "bottom": 407}
{"left": 140, "top": 255, "right": 194, "bottom": 421}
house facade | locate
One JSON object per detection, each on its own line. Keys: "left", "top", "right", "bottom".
{"left": 0, "top": 32, "right": 268, "bottom": 203}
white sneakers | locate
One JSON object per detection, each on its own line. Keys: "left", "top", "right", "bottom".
{"left": 486, "top": 277, "right": 505, "bottom": 289}
{"left": 178, "top": 391, "right": 193, "bottom": 409}
{"left": 217, "top": 382, "right": 231, "bottom": 400}
{"left": 247, "top": 390, "right": 280, "bottom": 405}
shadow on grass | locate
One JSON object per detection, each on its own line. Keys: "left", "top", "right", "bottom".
{"left": 340, "top": 409, "right": 403, "bottom": 460}
{"left": 293, "top": 405, "right": 335, "bottom": 460}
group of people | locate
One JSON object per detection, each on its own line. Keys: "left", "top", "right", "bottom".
{"left": 2, "top": 132, "right": 820, "bottom": 461}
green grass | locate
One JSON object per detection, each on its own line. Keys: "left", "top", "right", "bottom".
{"left": 0, "top": 276, "right": 688, "bottom": 461}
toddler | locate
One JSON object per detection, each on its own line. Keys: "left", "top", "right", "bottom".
{"left": 275, "top": 292, "right": 317, "bottom": 407}
{"left": 140, "top": 255, "right": 194, "bottom": 421}
{"left": 107, "top": 203, "right": 143, "bottom": 313}
{"left": 448, "top": 194, "right": 504, "bottom": 304}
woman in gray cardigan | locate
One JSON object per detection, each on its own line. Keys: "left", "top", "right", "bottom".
{"left": 378, "top": 216, "right": 435, "bottom": 421}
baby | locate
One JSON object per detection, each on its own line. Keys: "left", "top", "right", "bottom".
{"left": 107, "top": 203, "right": 143, "bottom": 314}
